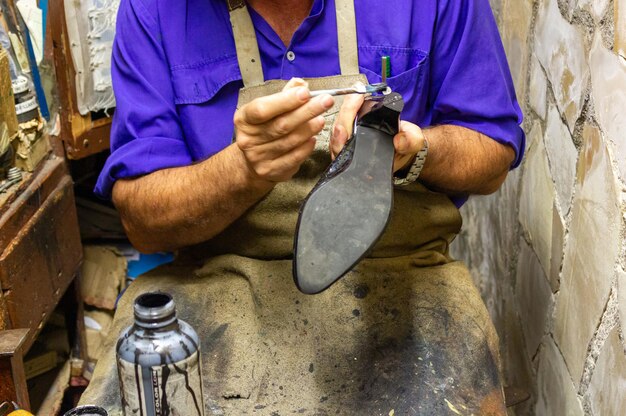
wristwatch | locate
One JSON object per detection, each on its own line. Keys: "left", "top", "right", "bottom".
{"left": 393, "top": 138, "right": 429, "bottom": 186}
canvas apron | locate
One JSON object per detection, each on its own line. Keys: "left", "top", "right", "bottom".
{"left": 80, "top": 1, "right": 506, "bottom": 414}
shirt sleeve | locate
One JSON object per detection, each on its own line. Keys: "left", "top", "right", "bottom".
{"left": 95, "top": 0, "right": 192, "bottom": 199}
{"left": 429, "top": 0, "right": 525, "bottom": 168}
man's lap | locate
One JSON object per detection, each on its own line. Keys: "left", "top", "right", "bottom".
{"left": 80, "top": 255, "right": 505, "bottom": 415}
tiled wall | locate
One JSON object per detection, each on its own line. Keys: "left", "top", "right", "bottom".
{"left": 451, "top": 0, "right": 626, "bottom": 414}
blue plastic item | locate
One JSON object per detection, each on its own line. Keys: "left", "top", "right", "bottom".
{"left": 127, "top": 252, "right": 175, "bottom": 279}
{"left": 23, "top": 25, "right": 49, "bottom": 120}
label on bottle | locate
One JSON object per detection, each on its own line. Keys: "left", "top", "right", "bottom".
{"left": 118, "top": 351, "right": 204, "bottom": 416}
{"left": 14, "top": 96, "right": 38, "bottom": 115}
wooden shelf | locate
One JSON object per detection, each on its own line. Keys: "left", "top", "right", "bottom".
{"left": 49, "top": 0, "right": 112, "bottom": 160}
{"left": 0, "top": 154, "right": 83, "bottom": 410}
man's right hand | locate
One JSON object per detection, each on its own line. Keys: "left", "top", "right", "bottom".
{"left": 113, "top": 79, "right": 335, "bottom": 253}
{"left": 234, "top": 78, "right": 335, "bottom": 183}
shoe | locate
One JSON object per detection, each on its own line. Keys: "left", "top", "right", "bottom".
{"left": 293, "top": 92, "right": 404, "bottom": 294}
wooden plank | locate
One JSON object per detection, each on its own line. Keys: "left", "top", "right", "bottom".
{"left": 0, "top": 291, "right": 9, "bottom": 330}
{"left": 73, "top": 276, "right": 88, "bottom": 363}
{"left": 0, "top": 359, "right": 17, "bottom": 400}
{"left": 0, "top": 156, "right": 68, "bottom": 331}
{"left": 48, "top": 0, "right": 76, "bottom": 128}
{"left": 0, "top": 47, "right": 19, "bottom": 138}
{"left": 0, "top": 328, "right": 29, "bottom": 356}
{"left": 49, "top": 0, "right": 112, "bottom": 159}
{"left": 36, "top": 360, "right": 71, "bottom": 416}
{"left": 0, "top": 175, "right": 82, "bottom": 351}
{"left": 0, "top": 155, "right": 67, "bottom": 252}
{"left": 65, "top": 121, "right": 112, "bottom": 160}
{"left": 0, "top": 328, "right": 30, "bottom": 410}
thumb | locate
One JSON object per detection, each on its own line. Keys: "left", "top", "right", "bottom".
{"left": 330, "top": 124, "right": 349, "bottom": 159}
{"left": 394, "top": 132, "right": 409, "bottom": 153}
{"left": 333, "top": 93, "right": 364, "bottom": 140}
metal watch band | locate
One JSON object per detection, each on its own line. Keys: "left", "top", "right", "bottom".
{"left": 393, "top": 138, "right": 429, "bottom": 186}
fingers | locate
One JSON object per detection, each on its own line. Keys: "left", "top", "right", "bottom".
{"left": 330, "top": 124, "right": 349, "bottom": 159}
{"left": 333, "top": 93, "right": 364, "bottom": 138}
{"left": 237, "top": 95, "right": 331, "bottom": 146}
{"left": 242, "top": 117, "right": 324, "bottom": 161}
{"left": 264, "top": 94, "right": 333, "bottom": 139}
{"left": 234, "top": 77, "right": 333, "bottom": 183}
{"left": 252, "top": 137, "right": 317, "bottom": 182}
{"left": 392, "top": 121, "right": 426, "bottom": 172}
{"left": 238, "top": 85, "right": 311, "bottom": 125}
{"left": 395, "top": 121, "right": 426, "bottom": 154}
{"left": 239, "top": 77, "right": 324, "bottom": 126}
{"left": 270, "top": 136, "right": 317, "bottom": 180}
{"left": 330, "top": 93, "right": 364, "bottom": 159}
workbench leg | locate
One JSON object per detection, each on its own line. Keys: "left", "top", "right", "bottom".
{"left": 0, "top": 329, "right": 31, "bottom": 411}
{"left": 62, "top": 273, "right": 88, "bottom": 364}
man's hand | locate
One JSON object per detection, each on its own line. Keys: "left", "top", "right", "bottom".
{"left": 330, "top": 93, "right": 516, "bottom": 195}
{"left": 236, "top": 78, "right": 335, "bottom": 182}
{"left": 330, "top": 94, "right": 425, "bottom": 173}
{"left": 113, "top": 78, "right": 337, "bottom": 253}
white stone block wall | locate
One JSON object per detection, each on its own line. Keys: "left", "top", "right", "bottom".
{"left": 452, "top": 0, "right": 626, "bottom": 414}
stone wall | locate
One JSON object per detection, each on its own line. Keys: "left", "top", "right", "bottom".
{"left": 451, "top": 0, "right": 626, "bottom": 414}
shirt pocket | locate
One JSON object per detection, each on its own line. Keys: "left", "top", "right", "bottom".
{"left": 358, "top": 47, "right": 430, "bottom": 124}
{"left": 170, "top": 56, "right": 242, "bottom": 105}
{"left": 169, "top": 57, "right": 243, "bottom": 158}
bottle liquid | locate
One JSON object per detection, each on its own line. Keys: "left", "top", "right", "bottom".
{"left": 116, "top": 292, "right": 204, "bottom": 416}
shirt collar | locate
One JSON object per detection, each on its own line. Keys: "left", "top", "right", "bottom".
{"left": 247, "top": 0, "right": 327, "bottom": 50}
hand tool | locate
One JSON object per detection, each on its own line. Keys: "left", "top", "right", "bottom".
{"left": 310, "top": 82, "right": 388, "bottom": 97}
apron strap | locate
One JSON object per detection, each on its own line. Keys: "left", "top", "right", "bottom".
{"left": 227, "top": 0, "right": 360, "bottom": 87}
{"left": 334, "top": 0, "right": 359, "bottom": 75}
{"left": 227, "top": 0, "right": 265, "bottom": 87}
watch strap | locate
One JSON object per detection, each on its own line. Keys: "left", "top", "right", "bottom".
{"left": 393, "top": 138, "right": 429, "bottom": 186}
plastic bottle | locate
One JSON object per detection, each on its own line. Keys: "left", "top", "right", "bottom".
{"left": 12, "top": 75, "right": 39, "bottom": 123}
{"left": 116, "top": 292, "right": 204, "bottom": 416}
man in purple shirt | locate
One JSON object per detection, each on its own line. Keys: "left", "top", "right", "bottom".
{"left": 97, "top": 0, "right": 523, "bottom": 253}
{"left": 87, "top": 0, "right": 524, "bottom": 413}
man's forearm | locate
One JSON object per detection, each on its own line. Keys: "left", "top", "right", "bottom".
{"left": 333, "top": 95, "right": 517, "bottom": 196}
{"left": 113, "top": 80, "right": 332, "bottom": 253}
{"left": 113, "top": 143, "right": 274, "bottom": 253}
{"left": 418, "top": 125, "right": 516, "bottom": 196}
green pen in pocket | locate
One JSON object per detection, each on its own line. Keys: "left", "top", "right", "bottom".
{"left": 381, "top": 55, "right": 391, "bottom": 83}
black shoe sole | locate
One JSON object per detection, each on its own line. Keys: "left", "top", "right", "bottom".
{"left": 293, "top": 93, "right": 404, "bottom": 294}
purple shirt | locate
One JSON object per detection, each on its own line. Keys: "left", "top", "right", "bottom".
{"left": 95, "top": 0, "right": 525, "bottom": 206}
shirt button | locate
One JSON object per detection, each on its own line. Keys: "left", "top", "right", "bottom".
{"left": 286, "top": 51, "right": 296, "bottom": 61}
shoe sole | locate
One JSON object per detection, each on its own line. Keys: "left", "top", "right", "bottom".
{"left": 293, "top": 122, "right": 396, "bottom": 294}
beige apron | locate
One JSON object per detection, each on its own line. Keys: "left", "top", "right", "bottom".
{"left": 81, "top": 1, "right": 506, "bottom": 414}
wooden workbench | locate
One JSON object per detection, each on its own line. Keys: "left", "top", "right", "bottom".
{"left": 0, "top": 153, "right": 83, "bottom": 411}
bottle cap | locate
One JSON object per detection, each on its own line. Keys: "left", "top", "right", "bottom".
{"left": 63, "top": 405, "right": 108, "bottom": 415}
